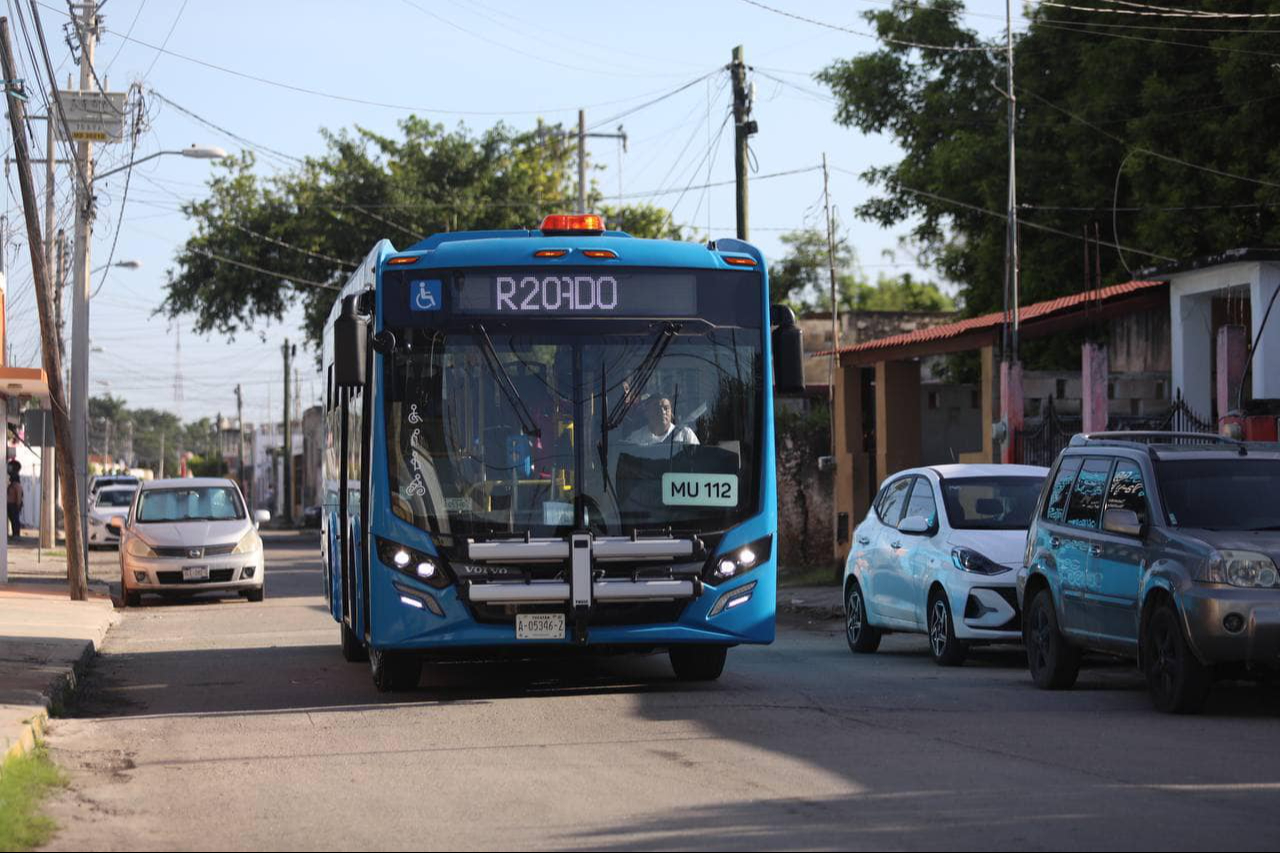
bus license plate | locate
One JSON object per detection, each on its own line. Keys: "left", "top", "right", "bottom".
{"left": 516, "top": 613, "right": 565, "bottom": 640}
{"left": 183, "top": 566, "right": 210, "bottom": 582}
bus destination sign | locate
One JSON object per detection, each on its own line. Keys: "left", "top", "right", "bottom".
{"left": 451, "top": 271, "right": 698, "bottom": 316}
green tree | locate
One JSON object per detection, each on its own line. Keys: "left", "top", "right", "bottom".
{"left": 598, "top": 204, "right": 689, "bottom": 240}
{"left": 816, "top": 0, "right": 1280, "bottom": 346}
{"left": 163, "top": 120, "right": 682, "bottom": 351}
{"left": 769, "top": 228, "right": 953, "bottom": 313}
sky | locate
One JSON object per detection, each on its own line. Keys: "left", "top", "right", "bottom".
{"left": 0, "top": 0, "right": 1027, "bottom": 428}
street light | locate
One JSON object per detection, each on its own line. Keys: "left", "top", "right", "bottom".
{"left": 91, "top": 259, "right": 141, "bottom": 274}
{"left": 71, "top": 143, "right": 227, "bottom": 555}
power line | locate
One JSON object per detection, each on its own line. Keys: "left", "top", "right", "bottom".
{"left": 140, "top": 0, "right": 185, "bottom": 79}
{"left": 830, "top": 165, "right": 1175, "bottom": 262}
{"left": 587, "top": 70, "right": 723, "bottom": 131}
{"left": 1033, "top": 0, "right": 1280, "bottom": 19}
{"left": 1036, "top": 18, "right": 1280, "bottom": 58}
{"left": 186, "top": 247, "right": 340, "bottom": 291}
{"left": 738, "top": 0, "right": 1001, "bottom": 53}
{"left": 602, "top": 164, "right": 823, "bottom": 202}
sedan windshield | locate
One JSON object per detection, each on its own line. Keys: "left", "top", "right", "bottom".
{"left": 136, "top": 487, "right": 245, "bottom": 523}
{"left": 385, "top": 325, "right": 762, "bottom": 542}
{"left": 95, "top": 489, "right": 136, "bottom": 509}
{"left": 1157, "top": 459, "right": 1280, "bottom": 530}
{"left": 941, "top": 477, "right": 1045, "bottom": 530}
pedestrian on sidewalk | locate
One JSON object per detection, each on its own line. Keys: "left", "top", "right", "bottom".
{"left": 8, "top": 472, "right": 23, "bottom": 540}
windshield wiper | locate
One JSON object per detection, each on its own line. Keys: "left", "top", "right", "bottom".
{"left": 472, "top": 322, "right": 541, "bottom": 438}
{"left": 604, "top": 323, "right": 679, "bottom": 433}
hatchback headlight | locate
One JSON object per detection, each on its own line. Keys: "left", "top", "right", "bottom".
{"left": 1195, "top": 550, "right": 1280, "bottom": 589}
{"left": 126, "top": 538, "right": 157, "bottom": 558}
{"left": 951, "top": 547, "right": 1007, "bottom": 575}
{"left": 232, "top": 529, "right": 261, "bottom": 555}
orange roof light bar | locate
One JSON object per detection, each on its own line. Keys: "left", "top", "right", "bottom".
{"left": 581, "top": 249, "right": 617, "bottom": 259}
{"left": 540, "top": 213, "right": 605, "bottom": 234}
{"left": 723, "top": 256, "right": 758, "bottom": 267}
{"left": 534, "top": 249, "right": 570, "bottom": 258}
{"left": 387, "top": 256, "right": 419, "bottom": 265}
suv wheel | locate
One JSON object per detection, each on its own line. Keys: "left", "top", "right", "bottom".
{"left": 927, "top": 590, "right": 967, "bottom": 667}
{"left": 1025, "top": 587, "right": 1081, "bottom": 690}
{"left": 1145, "top": 603, "right": 1212, "bottom": 714}
{"left": 845, "top": 580, "right": 881, "bottom": 653}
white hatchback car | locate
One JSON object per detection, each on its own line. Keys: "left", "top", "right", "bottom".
{"left": 843, "top": 464, "right": 1048, "bottom": 665}
{"left": 112, "top": 478, "right": 271, "bottom": 607}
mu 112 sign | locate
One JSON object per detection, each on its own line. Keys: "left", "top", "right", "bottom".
{"left": 454, "top": 271, "right": 698, "bottom": 316}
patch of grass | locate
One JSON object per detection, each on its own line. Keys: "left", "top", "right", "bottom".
{"left": 0, "top": 745, "right": 66, "bottom": 852}
{"left": 777, "top": 564, "right": 841, "bottom": 588}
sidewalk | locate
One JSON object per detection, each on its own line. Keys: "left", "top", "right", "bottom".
{"left": 2, "top": 540, "right": 119, "bottom": 763}
{"left": 777, "top": 583, "right": 845, "bottom": 622}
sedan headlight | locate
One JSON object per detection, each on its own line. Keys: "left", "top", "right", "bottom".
{"left": 126, "top": 538, "right": 157, "bottom": 558}
{"left": 232, "top": 529, "right": 261, "bottom": 555}
{"left": 951, "top": 547, "right": 1008, "bottom": 575}
{"left": 1195, "top": 550, "right": 1280, "bottom": 589}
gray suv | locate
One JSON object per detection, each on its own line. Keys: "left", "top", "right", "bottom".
{"left": 1018, "top": 432, "right": 1280, "bottom": 713}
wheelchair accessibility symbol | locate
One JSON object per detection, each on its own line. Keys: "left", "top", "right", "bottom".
{"left": 411, "top": 279, "right": 442, "bottom": 312}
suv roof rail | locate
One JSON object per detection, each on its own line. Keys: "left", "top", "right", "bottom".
{"left": 1069, "top": 431, "right": 1248, "bottom": 456}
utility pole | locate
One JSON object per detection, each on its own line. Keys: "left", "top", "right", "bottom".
{"left": 1002, "top": 0, "right": 1020, "bottom": 362}
{"left": 236, "top": 383, "right": 246, "bottom": 507}
{"left": 70, "top": 0, "right": 97, "bottom": 564}
{"left": 39, "top": 115, "right": 56, "bottom": 547}
{"left": 158, "top": 430, "right": 165, "bottom": 479}
{"left": 730, "top": 45, "right": 756, "bottom": 241}
{"left": 573, "top": 110, "right": 626, "bottom": 217}
{"left": 0, "top": 16, "right": 87, "bottom": 598}
{"left": 822, "top": 153, "right": 841, "bottom": 572}
{"left": 282, "top": 340, "right": 293, "bottom": 526}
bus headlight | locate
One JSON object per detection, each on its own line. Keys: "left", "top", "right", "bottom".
{"left": 705, "top": 534, "right": 772, "bottom": 582}
{"left": 126, "top": 538, "right": 157, "bottom": 558}
{"left": 376, "top": 536, "right": 452, "bottom": 589}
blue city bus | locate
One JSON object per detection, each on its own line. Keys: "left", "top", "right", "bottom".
{"left": 321, "top": 213, "right": 804, "bottom": 691}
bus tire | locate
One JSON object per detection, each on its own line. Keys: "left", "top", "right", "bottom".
{"left": 341, "top": 621, "right": 369, "bottom": 663}
{"left": 370, "top": 648, "right": 421, "bottom": 692}
{"left": 670, "top": 645, "right": 727, "bottom": 681}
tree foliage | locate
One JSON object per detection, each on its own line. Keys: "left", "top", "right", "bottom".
{"left": 163, "top": 119, "right": 683, "bottom": 350}
{"left": 817, "top": 0, "right": 1280, "bottom": 328}
{"left": 768, "top": 228, "right": 953, "bottom": 313}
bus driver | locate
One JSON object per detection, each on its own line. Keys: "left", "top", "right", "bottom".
{"left": 627, "top": 395, "right": 699, "bottom": 447}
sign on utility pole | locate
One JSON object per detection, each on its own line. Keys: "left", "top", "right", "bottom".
{"left": 55, "top": 90, "right": 126, "bottom": 142}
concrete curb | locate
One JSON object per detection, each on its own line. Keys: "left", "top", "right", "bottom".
{"left": 777, "top": 585, "right": 845, "bottom": 622}
{"left": 1, "top": 592, "right": 117, "bottom": 764}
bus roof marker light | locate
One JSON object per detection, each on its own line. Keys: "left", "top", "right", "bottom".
{"left": 534, "top": 249, "right": 570, "bottom": 258}
{"left": 387, "top": 256, "right": 419, "bottom": 265}
{"left": 539, "top": 213, "right": 604, "bottom": 235}
{"left": 723, "top": 256, "right": 757, "bottom": 267}
{"left": 582, "top": 249, "right": 617, "bottom": 259}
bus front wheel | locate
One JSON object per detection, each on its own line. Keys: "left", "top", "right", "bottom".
{"left": 341, "top": 621, "right": 368, "bottom": 663}
{"left": 370, "top": 648, "right": 421, "bottom": 692}
{"left": 670, "top": 645, "right": 728, "bottom": 681}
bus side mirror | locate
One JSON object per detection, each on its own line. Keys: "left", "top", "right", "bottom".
{"left": 334, "top": 294, "right": 368, "bottom": 388}
{"left": 771, "top": 304, "right": 805, "bottom": 395}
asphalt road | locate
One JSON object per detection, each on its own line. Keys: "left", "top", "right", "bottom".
{"left": 40, "top": 531, "right": 1280, "bottom": 851}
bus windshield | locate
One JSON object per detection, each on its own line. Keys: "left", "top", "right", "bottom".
{"left": 385, "top": 324, "right": 762, "bottom": 543}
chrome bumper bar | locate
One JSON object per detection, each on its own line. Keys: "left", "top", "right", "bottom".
{"left": 466, "top": 578, "right": 698, "bottom": 605}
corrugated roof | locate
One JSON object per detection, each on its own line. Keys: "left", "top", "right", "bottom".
{"left": 815, "top": 280, "right": 1166, "bottom": 358}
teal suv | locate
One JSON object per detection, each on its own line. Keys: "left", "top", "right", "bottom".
{"left": 1017, "top": 432, "right": 1280, "bottom": 713}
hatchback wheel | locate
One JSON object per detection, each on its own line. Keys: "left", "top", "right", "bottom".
{"left": 1145, "top": 603, "right": 1212, "bottom": 714}
{"left": 927, "top": 590, "right": 967, "bottom": 666}
{"left": 845, "top": 580, "right": 881, "bottom": 653}
{"left": 1025, "top": 588, "right": 1081, "bottom": 690}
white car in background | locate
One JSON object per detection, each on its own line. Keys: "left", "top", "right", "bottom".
{"left": 843, "top": 464, "right": 1049, "bottom": 666}
{"left": 112, "top": 478, "right": 271, "bottom": 607}
{"left": 87, "top": 485, "right": 137, "bottom": 548}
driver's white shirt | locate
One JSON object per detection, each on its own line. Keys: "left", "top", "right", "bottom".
{"left": 626, "top": 423, "right": 699, "bottom": 447}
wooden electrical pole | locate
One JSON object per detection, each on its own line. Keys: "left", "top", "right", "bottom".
{"left": 282, "top": 340, "right": 293, "bottom": 525}
{"left": 731, "top": 45, "right": 754, "bottom": 240}
{"left": 0, "top": 17, "right": 87, "bottom": 599}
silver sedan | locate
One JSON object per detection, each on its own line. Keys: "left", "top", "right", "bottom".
{"left": 111, "top": 477, "right": 271, "bottom": 607}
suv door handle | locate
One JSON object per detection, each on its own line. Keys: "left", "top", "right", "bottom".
{"left": 1050, "top": 536, "right": 1062, "bottom": 549}
{"left": 857, "top": 535, "right": 871, "bottom": 546}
